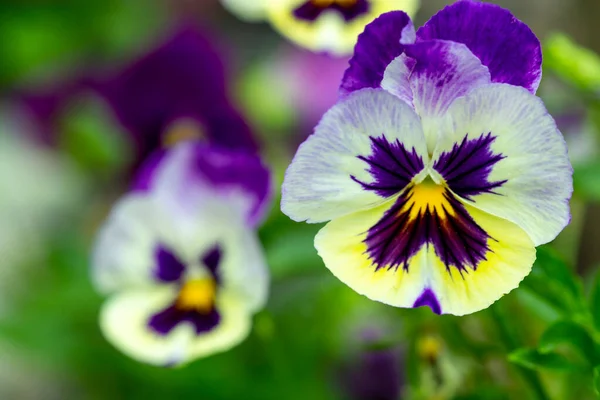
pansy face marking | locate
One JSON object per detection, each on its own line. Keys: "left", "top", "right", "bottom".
{"left": 149, "top": 245, "right": 223, "bottom": 336}
{"left": 294, "top": 0, "right": 369, "bottom": 22}
{"left": 282, "top": 1, "right": 573, "bottom": 316}
{"left": 356, "top": 131, "right": 506, "bottom": 274}
{"left": 365, "top": 182, "right": 494, "bottom": 275}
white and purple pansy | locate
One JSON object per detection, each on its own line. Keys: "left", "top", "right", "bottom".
{"left": 281, "top": 1, "right": 573, "bottom": 316}
{"left": 223, "top": 0, "right": 419, "bottom": 55}
{"left": 92, "top": 143, "right": 271, "bottom": 366}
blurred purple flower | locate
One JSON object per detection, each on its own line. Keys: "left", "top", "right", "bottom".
{"left": 280, "top": 47, "right": 349, "bottom": 126}
{"left": 18, "top": 24, "right": 257, "bottom": 170}
{"left": 91, "top": 25, "right": 257, "bottom": 163}
{"left": 340, "top": 332, "right": 404, "bottom": 400}
{"left": 92, "top": 141, "right": 271, "bottom": 366}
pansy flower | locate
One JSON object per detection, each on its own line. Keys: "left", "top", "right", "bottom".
{"left": 91, "top": 25, "right": 257, "bottom": 165}
{"left": 222, "top": 0, "right": 420, "bottom": 55}
{"left": 281, "top": 1, "right": 573, "bottom": 315}
{"left": 18, "top": 25, "right": 257, "bottom": 169}
{"left": 92, "top": 142, "right": 271, "bottom": 365}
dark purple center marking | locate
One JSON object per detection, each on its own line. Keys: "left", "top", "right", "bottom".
{"left": 149, "top": 306, "right": 220, "bottom": 335}
{"left": 155, "top": 245, "right": 186, "bottom": 282}
{"left": 202, "top": 244, "right": 222, "bottom": 280}
{"left": 413, "top": 288, "right": 442, "bottom": 314}
{"left": 149, "top": 243, "right": 224, "bottom": 336}
{"left": 365, "top": 186, "right": 493, "bottom": 273}
{"left": 351, "top": 136, "right": 424, "bottom": 198}
{"left": 434, "top": 133, "right": 506, "bottom": 200}
{"left": 293, "top": 0, "right": 370, "bottom": 22}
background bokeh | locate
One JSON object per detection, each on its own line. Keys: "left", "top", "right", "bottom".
{"left": 2, "top": 0, "right": 600, "bottom": 399}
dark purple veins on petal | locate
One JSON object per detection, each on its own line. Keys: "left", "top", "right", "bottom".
{"left": 155, "top": 244, "right": 186, "bottom": 282}
{"left": 434, "top": 133, "right": 506, "bottom": 200}
{"left": 294, "top": 0, "right": 370, "bottom": 22}
{"left": 365, "top": 188, "right": 492, "bottom": 273}
{"left": 413, "top": 288, "right": 442, "bottom": 314}
{"left": 351, "top": 136, "right": 424, "bottom": 198}
{"left": 149, "top": 306, "right": 221, "bottom": 335}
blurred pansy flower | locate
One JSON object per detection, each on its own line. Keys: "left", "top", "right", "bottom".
{"left": 282, "top": 1, "right": 573, "bottom": 315}
{"left": 222, "top": 0, "right": 420, "bottom": 55}
{"left": 18, "top": 25, "right": 257, "bottom": 170}
{"left": 92, "top": 25, "right": 257, "bottom": 166}
{"left": 341, "top": 331, "right": 404, "bottom": 400}
{"left": 92, "top": 142, "right": 271, "bottom": 366}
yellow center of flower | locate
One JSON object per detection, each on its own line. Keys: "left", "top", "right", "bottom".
{"left": 407, "top": 181, "right": 453, "bottom": 220}
{"left": 311, "top": 0, "right": 358, "bottom": 8}
{"left": 163, "top": 118, "right": 206, "bottom": 148}
{"left": 175, "top": 278, "right": 216, "bottom": 314}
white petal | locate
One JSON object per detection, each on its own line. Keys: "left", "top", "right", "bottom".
{"left": 281, "top": 88, "right": 427, "bottom": 223}
{"left": 92, "top": 194, "right": 170, "bottom": 294}
{"left": 100, "top": 286, "right": 251, "bottom": 366}
{"left": 433, "top": 84, "right": 573, "bottom": 245}
{"left": 93, "top": 184, "right": 269, "bottom": 309}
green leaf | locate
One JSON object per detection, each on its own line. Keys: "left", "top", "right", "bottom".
{"left": 535, "top": 246, "right": 581, "bottom": 299}
{"left": 521, "top": 246, "right": 585, "bottom": 315}
{"left": 538, "top": 320, "right": 598, "bottom": 365}
{"left": 544, "top": 33, "right": 600, "bottom": 92}
{"left": 591, "top": 271, "right": 600, "bottom": 333}
{"left": 58, "top": 95, "right": 133, "bottom": 175}
{"left": 521, "top": 273, "right": 573, "bottom": 314}
{"left": 574, "top": 161, "right": 600, "bottom": 203}
{"left": 508, "top": 348, "right": 585, "bottom": 372}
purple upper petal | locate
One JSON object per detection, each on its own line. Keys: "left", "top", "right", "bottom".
{"left": 92, "top": 25, "right": 257, "bottom": 166}
{"left": 191, "top": 145, "right": 271, "bottom": 225}
{"left": 133, "top": 143, "right": 272, "bottom": 227}
{"left": 417, "top": 0, "right": 542, "bottom": 93}
{"left": 339, "top": 11, "right": 415, "bottom": 97}
{"left": 399, "top": 40, "right": 491, "bottom": 119}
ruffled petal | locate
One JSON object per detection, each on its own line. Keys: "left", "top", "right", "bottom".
{"left": 340, "top": 11, "right": 415, "bottom": 96}
{"left": 417, "top": 0, "right": 542, "bottom": 93}
{"left": 428, "top": 201, "right": 535, "bottom": 316}
{"left": 100, "top": 286, "right": 251, "bottom": 366}
{"left": 432, "top": 83, "right": 572, "bottom": 246}
{"left": 315, "top": 185, "right": 535, "bottom": 315}
{"left": 281, "top": 88, "right": 428, "bottom": 223}
{"left": 266, "top": 0, "right": 419, "bottom": 55}
{"left": 382, "top": 40, "right": 490, "bottom": 151}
